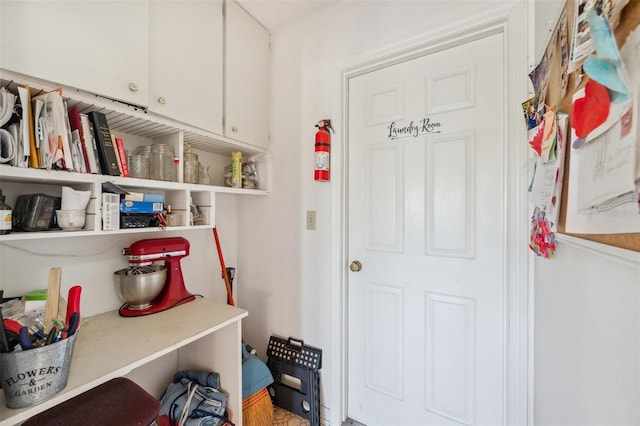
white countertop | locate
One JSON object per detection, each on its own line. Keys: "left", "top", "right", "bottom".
{"left": 0, "top": 298, "right": 247, "bottom": 425}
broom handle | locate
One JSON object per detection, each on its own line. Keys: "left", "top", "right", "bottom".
{"left": 213, "top": 227, "right": 236, "bottom": 306}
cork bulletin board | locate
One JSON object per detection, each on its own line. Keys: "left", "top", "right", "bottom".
{"left": 541, "top": 0, "right": 640, "bottom": 252}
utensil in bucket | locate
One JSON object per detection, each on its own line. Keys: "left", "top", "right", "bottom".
{"left": 0, "top": 333, "right": 77, "bottom": 408}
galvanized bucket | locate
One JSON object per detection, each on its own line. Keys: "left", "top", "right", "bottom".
{"left": 0, "top": 333, "right": 77, "bottom": 408}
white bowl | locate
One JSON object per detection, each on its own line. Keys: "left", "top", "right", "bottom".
{"left": 56, "top": 210, "right": 86, "bottom": 231}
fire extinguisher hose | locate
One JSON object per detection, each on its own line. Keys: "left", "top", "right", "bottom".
{"left": 212, "top": 227, "right": 235, "bottom": 306}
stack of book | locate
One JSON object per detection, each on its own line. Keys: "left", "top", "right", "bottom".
{"left": 0, "top": 83, "right": 130, "bottom": 176}
{"left": 69, "top": 109, "right": 129, "bottom": 177}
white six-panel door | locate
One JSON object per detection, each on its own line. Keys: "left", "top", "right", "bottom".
{"left": 347, "top": 32, "right": 505, "bottom": 426}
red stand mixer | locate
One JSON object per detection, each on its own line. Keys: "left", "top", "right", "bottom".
{"left": 116, "top": 237, "right": 196, "bottom": 317}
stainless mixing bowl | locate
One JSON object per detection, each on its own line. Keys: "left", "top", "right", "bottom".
{"left": 113, "top": 265, "right": 167, "bottom": 309}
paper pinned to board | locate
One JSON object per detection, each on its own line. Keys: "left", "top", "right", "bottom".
{"left": 529, "top": 113, "right": 569, "bottom": 232}
{"left": 564, "top": 26, "right": 640, "bottom": 234}
{"left": 575, "top": 101, "right": 636, "bottom": 211}
{"left": 570, "top": 79, "right": 611, "bottom": 148}
{"left": 569, "top": 0, "right": 629, "bottom": 72}
{"left": 583, "top": 9, "right": 630, "bottom": 103}
{"left": 529, "top": 207, "right": 556, "bottom": 259}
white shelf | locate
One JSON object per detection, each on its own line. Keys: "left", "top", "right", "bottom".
{"left": 0, "top": 71, "right": 270, "bottom": 238}
{"left": 0, "top": 163, "right": 268, "bottom": 196}
{"left": 0, "top": 163, "right": 267, "bottom": 242}
{"left": 0, "top": 226, "right": 218, "bottom": 242}
{"left": 0, "top": 298, "right": 248, "bottom": 426}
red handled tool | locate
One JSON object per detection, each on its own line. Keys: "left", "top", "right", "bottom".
{"left": 62, "top": 286, "right": 81, "bottom": 339}
{"left": 212, "top": 228, "right": 235, "bottom": 306}
{"left": 65, "top": 285, "right": 82, "bottom": 325}
{"left": 19, "top": 326, "right": 33, "bottom": 350}
{"left": 66, "top": 312, "right": 80, "bottom": 337}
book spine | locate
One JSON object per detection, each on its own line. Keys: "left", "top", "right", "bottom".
{"left": 70, "top": 129, "right": 87, "bottom": 173}
{"left": 51, "top": 92, "right": 74, "bottom": 171}
{"left": 23, "top": 85, "right": 40, "bottom": 169}
{"left": 115, "top": 137, "right": 129, "bottom": 177}
{"left": 111, "top": 133, "right": 123, "bottom": 176}
{"left": 80, "top": 114, "right": 100, "bottom": 174}
{"left": 68, "top": 106, "right": 90, "bottom": 173}
{"left": 88, "top": 111, "right": 120, "bottom": 176}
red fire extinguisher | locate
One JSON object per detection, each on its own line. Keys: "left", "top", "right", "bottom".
{"left": 314, "top": 119, "right": 333, "bottom": 181}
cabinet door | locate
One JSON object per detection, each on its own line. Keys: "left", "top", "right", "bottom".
{"left": 149, "top": 1, "right": 223, "bottom": 135}
{"left": 0, "top": 1, "right": 149, "bottom": 106}
{"left": 224, "top": 0, "right": 270, "bottom": 148}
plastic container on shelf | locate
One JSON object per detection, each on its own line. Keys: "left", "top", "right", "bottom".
{"left": 12, "top": 194, "right": 59, "bottom": 232}
{"left": 231, "top": 152, "right": 242, "bottom": 188}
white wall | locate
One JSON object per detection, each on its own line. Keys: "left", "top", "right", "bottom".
{"left": 0, "top": 193, "right": 239, "bottom": 317}
{"left": 235, "top": 1, "right": 526, "bottom": 424}
{"left": 534, "top": 242, "right": 640, "bottom": 425}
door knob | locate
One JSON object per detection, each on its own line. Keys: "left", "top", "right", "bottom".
{"left": 349, "top": 260, "right": 362, "bottom": 272}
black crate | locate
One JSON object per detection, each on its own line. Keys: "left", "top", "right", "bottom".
{"left": 120, "top": 213, "right": 155, "bottom": 229}
{"left": 266, "top": 336, "right": 322, "bottom": 426}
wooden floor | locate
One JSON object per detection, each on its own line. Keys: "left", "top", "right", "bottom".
{"left": 272, "top": 406, "right": 309, "bottom": 425}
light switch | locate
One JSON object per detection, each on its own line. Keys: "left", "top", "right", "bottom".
{"left": 306, "top": 211, "right": 316, "bottom": 230}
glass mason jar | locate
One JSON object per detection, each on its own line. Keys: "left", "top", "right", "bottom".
{"left": 129, "top": 154, "right": 150, "bottom": 179}
{"left": 149, "top": 144, "right": 175, "bottom": 181}
{"left": 198, "top": 162, "right": 212, "bottom": 185}
{"left": 183, "top": 151, "right": 199, "bottom": 184}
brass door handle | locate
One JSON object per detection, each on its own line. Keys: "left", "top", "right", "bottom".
{"left": 349, "top": 260, "right": 362, "bottom": 272}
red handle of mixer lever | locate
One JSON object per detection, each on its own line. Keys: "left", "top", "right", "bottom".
{"left": 213, "top": 228, "right": 235, "bottom": 306}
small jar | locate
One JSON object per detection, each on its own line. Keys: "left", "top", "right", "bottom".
{"left": 184, "top": 152, "right": 199, "bottom": 184}
{"left": 129, "top": 154, "right": 150, "bottom": 179}
{"left": 198, "top": 162, "right": 212, "bottom": 185}
{"left": 0, "top": 189, "right": 12, "bottom": 235}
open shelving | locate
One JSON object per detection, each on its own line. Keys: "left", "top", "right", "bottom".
{"left": 0, "top": 70, "right": 269, "bottom": 242}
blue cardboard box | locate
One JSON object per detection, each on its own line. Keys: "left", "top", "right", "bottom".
{"left": 120, "top": 200, "right": 164, "bottom": 214}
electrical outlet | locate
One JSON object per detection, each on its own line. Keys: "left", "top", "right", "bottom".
{"left": 306, "top": 211, "right": 316, "bottom": 230}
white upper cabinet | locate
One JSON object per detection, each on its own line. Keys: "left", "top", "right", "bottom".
{"left": 1, "top": 0, "right": 271, "bottom": 150}
{"left": 224, "top": 0, "right": 270, "bottom": 148}
{"left": 0, "top": 1, "right": 149, "bottom": 106}
{"left": 149, "top": 1, "right": 223, "bottom": 135}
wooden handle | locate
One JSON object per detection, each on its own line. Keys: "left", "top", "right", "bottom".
{"left": 44, "top": 267, "right": 62, "bottom": 333}
{"left": 213, "top": 228, "right": 235, "bottom": 306}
